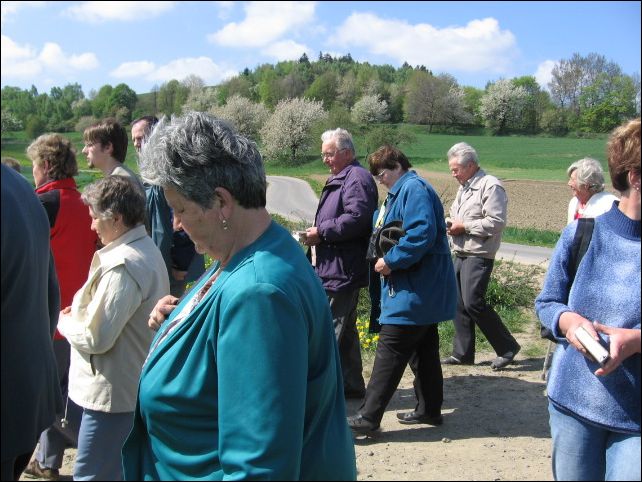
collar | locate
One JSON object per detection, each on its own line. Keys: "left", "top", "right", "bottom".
{"left": 388, "top": 170, "right": 416, "bottom": 197}
{"left": 95, "top": 224, "right": 148, "bottom": 265}
{"left": 461, "top": 168, "right": 486, "bottom": 191}
{"left": 327, "top": 159, "right": 360, "bottom": 183}
{"left": 35, "top": 177, "right": 78, "bottom": 194}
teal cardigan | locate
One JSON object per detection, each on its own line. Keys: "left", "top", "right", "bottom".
{"left": 122, "top": 221, "right": 356, "bottom": 480}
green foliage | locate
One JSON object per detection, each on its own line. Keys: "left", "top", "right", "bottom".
{"left": 361, "top": 124, "right": 417, "bottom": 158}
{"left": 486, "top": 260, "right": 544, "bottom": 311}
{"left": 25, "top": 115, "right": 46, "bottom": 140}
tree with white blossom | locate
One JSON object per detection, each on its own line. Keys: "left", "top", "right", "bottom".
{"left": 480, "top": 79, "right": 528, "bottom": 135}
{"left": 210, "top": 94, "right": 269, "bottom": 141}
{"left": 351, "top": 94, "right": 389, "bottom": 125}
{"left": 260, "top": 98, "right": 327, "bottom": 164}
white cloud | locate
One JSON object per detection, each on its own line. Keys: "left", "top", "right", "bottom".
{"left": 1, "top": 35, "right": 98, "bottom": 79}
{"left": 111, "top": 61, "right": 156, "bottom": 78}
{"left": 332, "top": 13, "right": 518, "bottom": 73}
{"left": 1, "top": 1, "right": 45, "bottom": 26}
{"left": 64, "top": 1, "right": 176, "bottom": 23}
{"left": 208, "top": 1, "right": 316, "bottom": 48}
{"left": 262, "top": 40, "right": 311, "bottom": 61}
{"left": 535, "top": 60, "right": 557, "bottom": 91}
{"left": 111, "top": 57, "right": 237, "bottom": 86}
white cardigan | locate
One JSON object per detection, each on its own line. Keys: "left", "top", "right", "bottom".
{"left": 58, "top": 225, "right": 169, "bottom": 413}
{"left": 566, "top": 191, "right": 619, "bottom": 225}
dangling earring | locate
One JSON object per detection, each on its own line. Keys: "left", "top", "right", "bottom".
{"left": 222, "top": 219, "right": 229, "bottom": 231}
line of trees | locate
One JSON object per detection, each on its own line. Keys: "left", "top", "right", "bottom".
{"left": 2, "top": 51, "right": 640, "bottom": 157}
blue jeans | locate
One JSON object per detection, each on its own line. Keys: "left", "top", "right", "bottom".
{"left": 74, "top": 409, "right": 134, "bottom": 481}
{"left": 548, "top": 402, "right": 641, "bottom": 481}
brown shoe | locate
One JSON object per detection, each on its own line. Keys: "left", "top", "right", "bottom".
{"left": 22, "top": 460, "right": 60, "bottom": 480}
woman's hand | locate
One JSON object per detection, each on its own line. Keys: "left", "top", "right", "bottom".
{"left": 558, "top": 311, "right": 600, "bottom": 360}
{"left": 374, "top": 258, "right": 391, "bottom": 276}
{"left": 149, "top": 295, "right": 179, "bottom": 332}
{"left": 593, "top": 322, "right": 642, "bottom": 377}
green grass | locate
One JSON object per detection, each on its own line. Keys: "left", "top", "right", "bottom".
{"left": 502, "top": 226, "right": 560, "bottom": 248}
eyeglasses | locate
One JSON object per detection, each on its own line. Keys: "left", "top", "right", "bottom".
{"left": 321, "top": 148, "right": 346, "bottom": 160}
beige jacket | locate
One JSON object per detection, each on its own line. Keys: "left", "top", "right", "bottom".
{"left": 449, "top": 169, "right": 507, "bottom": 259}
{"left": 58, "top": 225, "right": 169, "bottom": 412}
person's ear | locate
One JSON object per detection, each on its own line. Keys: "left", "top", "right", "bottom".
{"left": 213, "top": 187, "right": 234, "bottom": 218}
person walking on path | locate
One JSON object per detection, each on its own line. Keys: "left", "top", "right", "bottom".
{"left": 303, "top": 128, "right": 378, "bottom": 399}
{"left": 442, "top": 142, "right": 521, "bottom": 370}
{"left": 348, "top": 145, "right": 456, "bottom": 435}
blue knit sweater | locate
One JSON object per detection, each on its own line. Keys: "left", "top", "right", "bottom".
{"left": 535, "top": 203, "right": 641, "bottom": 433}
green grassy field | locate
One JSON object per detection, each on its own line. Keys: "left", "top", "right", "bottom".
{"left": 259, "top": 128, "right": 610, "bottom": 183}
{"left": 2, "top": 127, "right": 609, "bottom": 184}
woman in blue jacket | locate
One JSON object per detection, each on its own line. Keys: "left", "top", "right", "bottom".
{"left": 122, "top": 112, "right": 356, "bottom": 481}
{"left": 348, "top": 145, "right": 457, "bottom": 434}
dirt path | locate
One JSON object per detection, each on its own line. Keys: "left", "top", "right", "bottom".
{"left": 22, "top": 331, "right": 554, "bottom": 482}
{"left": 348, "top": 329, "right": 553, "bottom": 481}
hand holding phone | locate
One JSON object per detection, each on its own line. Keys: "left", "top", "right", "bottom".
{"left": 575, "top": 325, "right": 611, "bottom": 366}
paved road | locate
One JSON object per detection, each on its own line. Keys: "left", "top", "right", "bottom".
{"left": 266, "top": 175, "right": 553, "bottom": 266}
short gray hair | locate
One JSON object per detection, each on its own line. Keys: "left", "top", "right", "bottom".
{"left": 447, "top": 142, "right": 479, "bottom": 166}
{"left": 81, "top": 175, "right": 146, "bottom": 228}
{"left": 321, "top": 128, "right": 355, "bottom": 156}
{"left": 567, "top": 157, "right": 606, "bottom": 194}
{"left": 139, "top": 111, "right": 266, "bottom": 209}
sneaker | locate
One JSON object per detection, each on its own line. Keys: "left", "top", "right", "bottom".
{"left": 347, "top": 414, "right": 379, "bottom": 434}
{"left": 22, "top": 460, "right": 60, "bottom": 480}
{"left": 491, "top": 344, "right": 521, "bottom": 370}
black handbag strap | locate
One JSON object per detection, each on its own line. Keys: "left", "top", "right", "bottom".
{"left": 568, "top": 217, "right": 595, "bottom": 287}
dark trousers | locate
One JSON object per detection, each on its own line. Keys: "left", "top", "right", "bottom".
{"left": 327, "top": 288, "right": 365, "bottom": 394}
{"left": 360, "top": 324, "right": 442, "bottom": 425}
{"left": 452, "top": 256, "right": 518, "bottom": 363}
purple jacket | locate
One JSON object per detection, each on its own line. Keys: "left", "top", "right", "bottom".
{"left": 313, "top": 160, "right": 378, "bottom": 292}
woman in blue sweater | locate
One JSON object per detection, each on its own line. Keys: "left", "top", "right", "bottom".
{"left": 535, "top": 118, "right": 641, "bottom": 481}
{"left": 348, "top": 145, "right": 456, "bottom": 434}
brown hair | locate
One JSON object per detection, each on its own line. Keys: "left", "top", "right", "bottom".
{"left": 368, "top": 144, "right": 412, "bottom": 176}
{"left": 607, "top": 118, "right": 641, "bottom": 192}
{"left": 83, "top": 118, "right": 128, "bottom": 163}
{"left": 27, "top": 134, "right": 78, "bottom": 180}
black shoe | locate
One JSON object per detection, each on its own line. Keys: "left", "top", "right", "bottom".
{"left": 491, "top": 344, "right": 521, "bottom": 370}
{"left": 347, "top": 414, "right": 379, "bottom": 434}
{"left": 440, "top": 356, "right": 472, "bottom": 366}
{"left": 396, "top": 411, "right": 444, "bottom": 426}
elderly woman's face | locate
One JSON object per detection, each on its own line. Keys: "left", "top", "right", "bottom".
{"left": 568, "top": 170, "right": 592, "bottom": 203}
{"left": 89, "top": 207, "right": 124, "bottom": 245}
{"left": 164, "top": 185, "right": 220, "bottom": 257}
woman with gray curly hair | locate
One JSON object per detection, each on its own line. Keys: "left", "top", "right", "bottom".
{"left": 121, "top": 112, "right": 356, "bottom": 480}
{"left": 566, "top": 157, "right": 618, "bottom": 224}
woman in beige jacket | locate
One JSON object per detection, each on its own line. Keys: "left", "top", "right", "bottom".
{"left": 57, "top": 175, "right": 169, "bottom": 481}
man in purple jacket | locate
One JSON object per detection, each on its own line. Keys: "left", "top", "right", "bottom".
{"left": 304, "top": 128, "right": 378, "bottom": 399}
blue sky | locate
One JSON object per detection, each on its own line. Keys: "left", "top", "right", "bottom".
{"left": 1, "top": 1, "right": 640, "bottom": 96}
